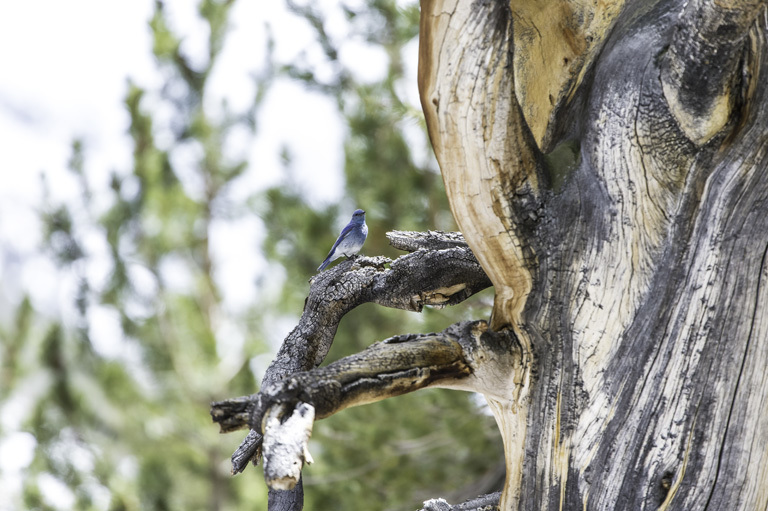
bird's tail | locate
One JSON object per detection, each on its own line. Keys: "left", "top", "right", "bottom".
{"left": 317, "top": 257, "right": 331, "bottom": 272}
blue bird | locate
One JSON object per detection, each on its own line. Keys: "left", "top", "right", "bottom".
{"left": 317, "top": 209, "right": 368, "bottom": 271}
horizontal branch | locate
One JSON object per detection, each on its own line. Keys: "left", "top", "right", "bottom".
{"left": 218, "top": 321, "right": 520, "bottom": 491}
{"left": 216, "top": 323, "right": 479, "bottom": 433}
{"left": 387, "top": 230, "right": 473, "bottom": 252}
{"left": 420, "top": 492, "right": 501, "bottom": 511}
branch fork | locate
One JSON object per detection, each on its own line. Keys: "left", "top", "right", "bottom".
{"left": 211, "top": 231, "right": 502, "bottom": 502}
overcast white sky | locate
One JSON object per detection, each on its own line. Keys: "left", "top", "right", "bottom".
{"left": 0, "top": 1, "right": 422, "bottom": 508}
{"left": 0, "top": 0, "right": 422, "bottom": 311}
{"left": 0, "top": 0, "right": 409, "bottom": 316}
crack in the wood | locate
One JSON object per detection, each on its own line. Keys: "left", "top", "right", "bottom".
{"left": 657, "top": 396, "right": 702, "bottom": 510}
{"left": 702, "top": 241, "right": 768, "bottom": 510}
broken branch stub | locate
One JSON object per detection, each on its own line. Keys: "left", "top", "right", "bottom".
{"left": 262, "top": 402, "right": 316, "bottom": 491}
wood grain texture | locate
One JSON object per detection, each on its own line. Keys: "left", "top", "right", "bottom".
{"left": 418, "top": 2, "right": 544, "bottom": 506}
{"left": 525, "top": 3, "right": 768, "bottom": 508}
{"left": 660, "top": 0, "right": 765, "bottom": 144}
{"left": 510, "top": 0, "right": 625, "bottom": 148}
{"left": 419, "top": 0, "right": 542, "bottom": 332}
{"left": 419, "top": 0, "right": 768, "bottom": 509}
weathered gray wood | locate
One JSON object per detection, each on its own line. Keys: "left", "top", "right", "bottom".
{"left": 419, "top": 0, "right": 768, "bottom": 509}
{"left": 233, "top": 320, "right": 519, "bottom": 430}
{"left": 421, "top": 491, "right": 501, "bottom": 511}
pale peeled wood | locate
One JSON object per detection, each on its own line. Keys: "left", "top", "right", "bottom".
{"left": 263, "top": 403, "right": 315, "bottom": 491}
{"left": 418, "top": 2, "right": 539, "bottom": 507}
{"left": 419, "top": 0, "right": 538, "bottom": 332}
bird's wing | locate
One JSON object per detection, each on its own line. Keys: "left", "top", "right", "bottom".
{"left": 327, "top": 223, "right": 355, "bottom": 254}
{"left": 318, "top": 222, "right": 361, "bottom": 271}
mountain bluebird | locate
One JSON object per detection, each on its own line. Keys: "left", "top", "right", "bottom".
{"left": 317, "top": 209, "right": 368, "bottom": 271}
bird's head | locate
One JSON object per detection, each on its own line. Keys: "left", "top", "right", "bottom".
{"left": 352, "top": 209, "right": 365, "bottom": 221}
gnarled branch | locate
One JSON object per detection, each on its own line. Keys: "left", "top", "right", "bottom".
{"left": 224, "top": 321, "right": 520, "bottom": 492}
{"left": 211, "top": 231, "right": 492, "bottom": 509}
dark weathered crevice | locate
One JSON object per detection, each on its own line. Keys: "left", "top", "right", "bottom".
{"left": 660, "top": 0, "right": 765, "bottom": 143}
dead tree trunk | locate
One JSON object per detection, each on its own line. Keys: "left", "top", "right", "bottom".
{"left": 420, "top": 0, "right": 768, "bottom": 508}
{"left": 213, "top": 1, "right": 768, "bottom": 509}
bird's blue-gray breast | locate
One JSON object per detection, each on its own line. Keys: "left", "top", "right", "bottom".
{"left": 317, "top": 209, "right": 368, "bottom": 271}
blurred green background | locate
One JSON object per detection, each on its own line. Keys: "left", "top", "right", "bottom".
{"left": 0, "top": 1, "right": 502, "bottom": 509}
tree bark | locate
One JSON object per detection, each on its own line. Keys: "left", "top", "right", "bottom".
{"left": 214, "top": 1, "right": 768, "bottom": 509}
{"left": 419, "top": 0, "right": 768, "bottom": 509}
